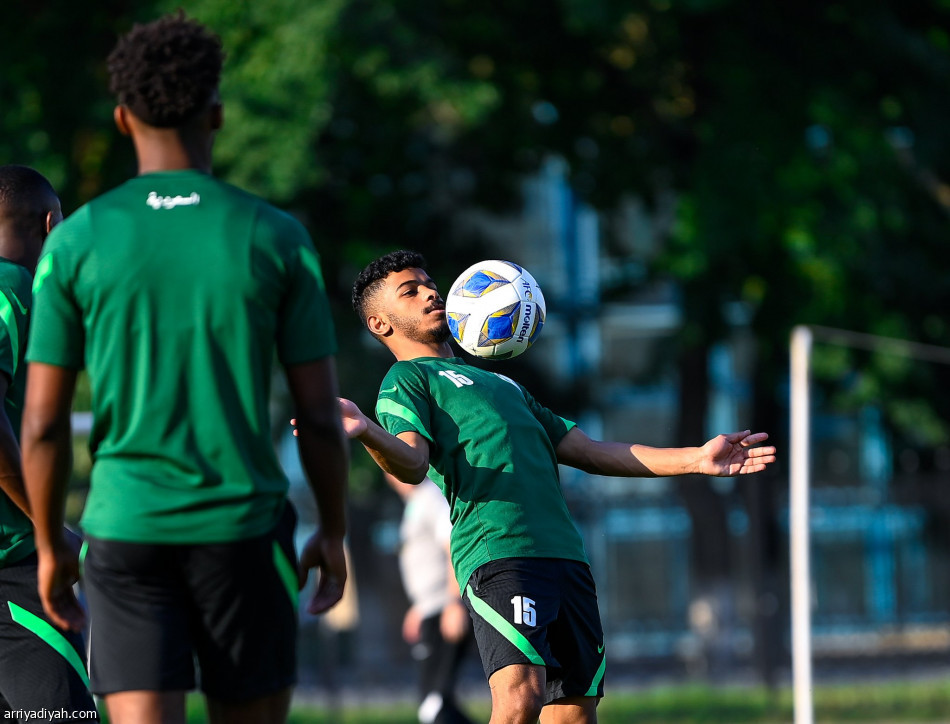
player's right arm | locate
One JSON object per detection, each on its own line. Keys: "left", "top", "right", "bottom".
{"left": 285, "top": 357, "right": 349, "bottom": 615}
{"left": 21, "top": 362, "right": 84, "bottom": 632}
{"left": 338, "top": 397, "right": 429, "bottom": 484}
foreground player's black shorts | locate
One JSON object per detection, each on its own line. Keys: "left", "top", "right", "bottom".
{"left": 463, "top": 557, "right": 606, "bottom": 703}
{"left": 0, "top": 553, "right": 99, "bottom": 721}
{"left": 83, "top": 502, "right": 299, "bottom": 701}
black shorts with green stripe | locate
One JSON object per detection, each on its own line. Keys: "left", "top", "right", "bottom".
{"left": 463, "top": 557, "right": 606, "bottom": 703}
{"left": 83, "top": 501, "right": 299, "bottom": 700}
{"left": 0, "top": 553, "right": 99, "bottom": 720}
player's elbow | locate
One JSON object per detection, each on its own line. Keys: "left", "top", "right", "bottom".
{"left": 21, "top": 409, "right": 69, "bottom": 448}
{"left": 386, "top": 456, "right": 428, "bottom": 485}
{"left": 407, "top": 459, "right": 429, "bottom": 484}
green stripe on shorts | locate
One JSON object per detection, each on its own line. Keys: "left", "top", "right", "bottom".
{"left": 465, "top": 584, "right": 545, "bottom": 666}
{"left": 585, "top": 651, "right": 607, "bottom": 697}
{"left": 272, "top": 541, "right": 299, "bottom": 611}
{"left": 7, "top": 601, "right": 90, "bottom": 688}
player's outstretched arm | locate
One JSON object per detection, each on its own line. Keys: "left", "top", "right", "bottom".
{"left": 338, "top": 397, "right": 429, "bottom": 485}
{"left": 556, "top": 427, "right": 777, "bottom": 478}
{"left": 21, "top": 362, "right": 85, "bottom": 632}
{"left": 286, "top": 357, "right": 349, "bottom": 615}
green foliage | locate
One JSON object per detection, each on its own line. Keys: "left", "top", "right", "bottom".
{"left": 159, "top": 0, "right": 347, "bottom": 202}
{"left": 0, "top": 3, "right": 137, "bottom": 208}
{"left": 7, "top": 0, "right": 950, "bottom": 533}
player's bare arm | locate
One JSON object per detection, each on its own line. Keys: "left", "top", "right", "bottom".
{"left": 285, "top": 358, "right": 349, "bottom": 615}
{"left": 20, "top": 362, "right": 84, "bottom": 632}
{"left": 556, "top": 426, "right": 776, "bottom": 478}
{"left": 0, "top": 375, "right": 30, "bottom": 517}
{"left": 338, "top": 397, "right": 429, "bottom": 484}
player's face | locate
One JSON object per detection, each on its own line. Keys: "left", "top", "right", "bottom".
{"left": 384, "top": 268, "right": 451, "bottom": 344}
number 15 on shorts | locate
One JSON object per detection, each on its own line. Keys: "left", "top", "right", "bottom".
{"left": 512, "top": 595, "right": 536, "bottom": 626}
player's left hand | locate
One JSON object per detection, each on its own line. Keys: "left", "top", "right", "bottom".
{"left": 699, "top": 431, "right": 776, "bottom": 476}
{"left": 36, "top": 539, "right": 86, "bottom": 632}
{"left": 298, "top": 530, "right": 347, "bottom": 615}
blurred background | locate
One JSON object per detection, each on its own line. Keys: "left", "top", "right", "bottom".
{"left": 7, "top": 0, "right": 950, "bottom": 712}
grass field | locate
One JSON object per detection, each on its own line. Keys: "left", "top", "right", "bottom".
{"left": 173, "top": 678, "right": 950, "bottom": 723}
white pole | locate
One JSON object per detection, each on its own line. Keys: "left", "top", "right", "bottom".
{"left": 790, "top": 325, "right": 814, "bottom": 724}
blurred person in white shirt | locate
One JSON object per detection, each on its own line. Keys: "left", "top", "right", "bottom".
{"left": 387, "top": 474, "right": 475, "bottom": 724}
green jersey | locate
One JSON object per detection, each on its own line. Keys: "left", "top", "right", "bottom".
{"left": 0, "top": 260, "right": 34, "bottom": 567}
{"left": 27, "top": 170, "right": 336, "bottom": 544}
{"left": 376, "top": 357, "right": 588, "bottom": 589}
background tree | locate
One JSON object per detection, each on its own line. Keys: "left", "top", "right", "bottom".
{"left": 5, "top": 0, "right": 950, "bottom": 682}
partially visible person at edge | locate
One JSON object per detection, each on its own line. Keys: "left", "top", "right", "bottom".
{"left": 20, "top": 13, "right": 348, "bottom": 724}
{"left": 342, "top": 250, "right": 777, "bottom": 724}
{"left": 387, "top": 472, "right": 476, "bottom": 724}
{"left": 0, "top": 165, "right": 99, "bottom": 722}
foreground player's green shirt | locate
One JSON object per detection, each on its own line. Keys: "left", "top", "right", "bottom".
{"left": 27, "top": 170, "right": 336, "bottom": 544}
{"left": 376, "top": 357, "right": 589, "bottom": 589}
{"left": 0, "top": 260, "right": 34, "bottom": 567}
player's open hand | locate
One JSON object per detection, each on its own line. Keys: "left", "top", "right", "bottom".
{"left": 36, "top": 540, "right": 86, "bottom": 632}
{"left": 699, "top": 431, "right": 776, "bottom": 476}
{"left": 298, "top": 530, "right": 347, "bottom": 615}
{"left": 337, "top": 397, "right": 368, "bottom": 439}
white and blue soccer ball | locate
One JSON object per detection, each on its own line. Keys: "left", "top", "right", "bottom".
{"left": 445, "top": 260, "right": 546, "bottom": 360}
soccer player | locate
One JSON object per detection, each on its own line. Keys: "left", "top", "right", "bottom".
{"left": 0, "top": 165, "right": 99, "bottom": 722}
{"left": 21, "top": 14, "right": 348, "bottom": 724}
{"left": 345, "top": 250, "right": 777, "bottom": 724}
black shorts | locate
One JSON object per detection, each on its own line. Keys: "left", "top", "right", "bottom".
{"left": 83, "top": 502, "right": 299, "bottom": 701}
{"left": 0, "top": 553, "right": 99, "bottom": 721}
{"left": 463, "top": 558, "right": 606, "bottom": 703}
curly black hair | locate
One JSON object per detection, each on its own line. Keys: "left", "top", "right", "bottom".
{"left": 107, "top": 11, "right": 224, "bottom": 128}
{"left": 352, "top": 250, "right": 428, "bottom": 327}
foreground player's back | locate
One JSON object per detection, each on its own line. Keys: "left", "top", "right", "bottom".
{"left": 29, "top": 170, "right": 335, "bottom": 544}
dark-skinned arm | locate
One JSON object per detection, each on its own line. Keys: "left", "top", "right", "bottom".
{"left": 21, "top": 362, "right": 83, "bottom": 631}
{"left": 0, "top": 375, "right": 30, "bottom": 517}
{"left": 285, "top": 357, "right": 350, "bottom": 615}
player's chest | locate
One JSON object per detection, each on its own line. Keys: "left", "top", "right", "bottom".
{"left": 426, "top": 368, "right": 527, "bottom": 421}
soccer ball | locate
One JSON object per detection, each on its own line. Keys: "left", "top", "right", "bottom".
{"left": 445, "top": 260, "right": 546, "bottom": 360}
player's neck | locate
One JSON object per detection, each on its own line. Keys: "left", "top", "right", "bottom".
{"left": 391, "top": 339, "right": 455, "bottom": 362}
{"left": 132, "top": 129, "right": 214, "bottom": 175}
{"left": 0, "top": 234, "right": 34, "bottom": 273}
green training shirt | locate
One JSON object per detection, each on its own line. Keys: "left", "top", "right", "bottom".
{"left": 0, "top": 260, "right": 34, "bottom": 567}
{"left": 375, "top": 357, "right": 589, "bottom": 589}
{"left": 27, "top": 170, "right": 336, "bottom": 544}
